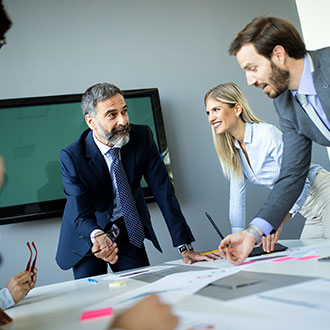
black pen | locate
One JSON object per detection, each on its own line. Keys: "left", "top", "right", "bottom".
{"left": 204, "top": 212, "right": 225, "bottom": 240}
{"left": 204, "top": 212, "right": 230, "bottom": 253}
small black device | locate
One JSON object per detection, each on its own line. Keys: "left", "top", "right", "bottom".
{"left": 248, "top": 243, "right": 287, "bottom": 257}
{"left": 317, "top": 256, "right": 330, "bottom": 262}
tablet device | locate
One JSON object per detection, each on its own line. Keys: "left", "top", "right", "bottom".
{"left": 248, "top": 242, "right": 288, "bottom": 257}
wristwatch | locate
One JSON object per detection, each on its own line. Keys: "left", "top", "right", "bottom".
{"left": 245, "top": 225, "right": 263, "bottom": 245}
{"left": 178, "top": 243, "right": 193, "bottom": 254}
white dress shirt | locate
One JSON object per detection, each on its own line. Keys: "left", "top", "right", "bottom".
{"left": 0, "top": 287, "right": 15, "bottom": 309}
{"left": 90, "top": 132, "right": 123, "bottom": 242}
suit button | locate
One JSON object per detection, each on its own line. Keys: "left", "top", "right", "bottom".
{"left": 107, "top": 214, "right": 110, "bottom": 219}
{"left": 324, "top": 83, "right": 329, "bottom": 88}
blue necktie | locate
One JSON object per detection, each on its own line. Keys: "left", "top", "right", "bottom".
{"left": 108, "top": 148, "right": 144, "bottom": 248}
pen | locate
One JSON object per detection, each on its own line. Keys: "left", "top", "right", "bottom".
{"left": 202, "top": 246, "right": 230, "bottom": 255}
{"left": 201, "top": 249, "right": 219, "bottom": 255}
{"left": 204, "top": 212, "right": 230, "bottom": 250}
{"left": 205, "top": 212, "right": 225, "bottom": 240}
{"left": 119, "top": 269, "right": 149, "bottom": 277}
{"left": 87, "top": 278, "right": 98, "bottom": 283}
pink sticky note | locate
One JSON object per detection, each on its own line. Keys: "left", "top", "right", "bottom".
{"left": 241, "top": 260, "right": 256, "bottom": 265}
{"left": 272, "top": 257, "right": 294, "bottom": 262}
{"left": 80, "top": 307, "right": 113, "bottom": 321}
{"left": 295, "top": 255, "right": 320, "bottom": 261}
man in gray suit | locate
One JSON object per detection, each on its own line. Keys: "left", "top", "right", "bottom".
{"left": 219, "top": 16, "right": 330, "bottom": 265}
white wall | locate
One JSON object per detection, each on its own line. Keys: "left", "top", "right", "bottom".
{"left": 1, "top": 0, "right": 325, "bottom": 287}
{"left": 296, "top": 0, "right": 330, "bottom": 162}
{"left": 296, "top": 0, "right": 330, "bottom": 49}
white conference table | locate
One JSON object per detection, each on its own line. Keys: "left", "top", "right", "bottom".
{"left": 5, "top": 239, "right": 330, "bottom": 330}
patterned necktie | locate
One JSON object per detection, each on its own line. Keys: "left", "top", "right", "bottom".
{"left": 108, "top": 148, "right": 144, "bottom": 248}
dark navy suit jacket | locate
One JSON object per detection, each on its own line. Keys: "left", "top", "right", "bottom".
{"left": 56, "top": 124, "right": 194, "bottom": 270}
{"left": 256, "top": 47, "right": 330, "bottom": 229}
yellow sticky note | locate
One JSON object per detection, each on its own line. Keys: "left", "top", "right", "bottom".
{"left": 108, "top": 280, "right": 127, "bottom": 288}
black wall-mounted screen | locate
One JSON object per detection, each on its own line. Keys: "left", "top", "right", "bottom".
{"left": 0, "top": 88, "right": 172, "bottom": 225}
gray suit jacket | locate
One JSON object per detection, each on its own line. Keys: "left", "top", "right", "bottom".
{"left": 256, "top": 47, "right": 330, "bottom": 229}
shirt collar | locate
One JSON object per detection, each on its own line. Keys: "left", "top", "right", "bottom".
{"left": 234, "top": 122, "right": 252, "bottom": 149}
{"left": 291, "top": 53, "right": 317, "bottom": 97}
{"left": 92, "top": 131, "right": 120, "bottom": 156}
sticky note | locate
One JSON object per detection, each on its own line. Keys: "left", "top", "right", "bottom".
{"left": 272, "top": 257, "right": 294, "bottom": 262}
{"left": 240, "top": 260, "right": 256, "bottom": 265}
{"left": 80, "top": 307, "right": 113, "bottom": 321}
{"left": 109, "top": 280, "right": 127, "bottom": 288}
{"left": 295, "top": 255, "right": 319, "bottom": 261}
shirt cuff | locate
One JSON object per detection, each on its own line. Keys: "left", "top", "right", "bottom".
{"left": 90, "top": 229, "right": 104, "bottom": 244}
{"left": 250, "top": 218, "right": 273, "bottom": 236}
{"left": 0, "top": 287, "right": 15, "bottom": 310}
{"left": 288, "top": 203, "right": 299, "bottom": 218}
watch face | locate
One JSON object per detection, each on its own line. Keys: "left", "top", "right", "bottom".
{"left": 178, "top": 244, "right": 193, "bottom": 254}
{"left": 179, "top": 246, "right": 187, "bottom": 253}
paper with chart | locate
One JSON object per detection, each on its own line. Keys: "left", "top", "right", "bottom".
{"left": 284, "top": 241, "right": 329, "bottom": 258}
{"left": 101, "top": 265, "right": 176, "bottom": 280}
{"left": 168, "top": 241, "right": 330, "bottom": 268}
{"left": 222, "top": 278, "right": 330, "bottom": 330}
{"left": 175, "top": 310, "right": 303, "bottom": 330}
{"left": 258, "top": 278, "right": 330, "bottom": 311}
{"left": 92, "top": 268, "right": 240, "bottom": 309}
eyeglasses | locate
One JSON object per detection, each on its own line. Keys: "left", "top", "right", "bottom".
{"left": 26, "top": 241, "right": 38, "bottom": 272}
{"left": 72, "top": 224, "right": 120, "bottom": 258}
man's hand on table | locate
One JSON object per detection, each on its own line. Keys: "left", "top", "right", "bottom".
{"left": 181, "top": 250, "right": 221, "bottom": 264}
{"left": 218, "top": 231, "right": 256, "bottom": 265}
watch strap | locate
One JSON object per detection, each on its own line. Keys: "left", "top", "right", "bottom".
{"left": 178, "top": 243, "right": 193, "bottom": 254}
{"left": 245, "top": 225, "right": 263, "bottom": 245}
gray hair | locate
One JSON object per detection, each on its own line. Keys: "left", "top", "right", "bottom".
{"left": 81, "top": 83, "right": 123, "bottom": 117}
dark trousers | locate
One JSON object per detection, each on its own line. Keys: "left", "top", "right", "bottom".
{"left": 73, "top": 218, "right": 150, "bottom": 279}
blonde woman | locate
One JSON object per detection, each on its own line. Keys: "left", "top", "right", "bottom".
{"left": 204, "top": 82, "right": 330, "bottom": 252}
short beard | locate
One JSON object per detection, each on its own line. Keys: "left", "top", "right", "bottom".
{"left": 268, "top": 61, "right": 290, "bottom": 98}
{"left": 95, "top": 121, "right": 130, "bottom": 147}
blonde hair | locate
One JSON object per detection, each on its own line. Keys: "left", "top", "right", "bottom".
{"left": 204, "top": 82, "right": 262, "bottom": 179}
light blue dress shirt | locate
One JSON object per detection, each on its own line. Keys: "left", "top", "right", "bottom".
{"left": 291, "top": 53, "right": 330, "bottom": 130}
{"left": 230, "top": 122, "right": 322, "bottom": 233}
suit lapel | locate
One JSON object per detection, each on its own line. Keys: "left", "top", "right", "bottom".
{"left": 85, "top": 131, "right": 114, "bottom": 195}
{"left": 310, "top": 50, "right": 330, "bottom": 122}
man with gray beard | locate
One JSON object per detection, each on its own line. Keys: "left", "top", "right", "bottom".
{"left": 56, "top": 83, "right": 214, "bottom": 279}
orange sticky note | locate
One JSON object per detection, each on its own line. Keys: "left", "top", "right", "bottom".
{"left": 80, "top": 307, "right": 113, "bottom": 321}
